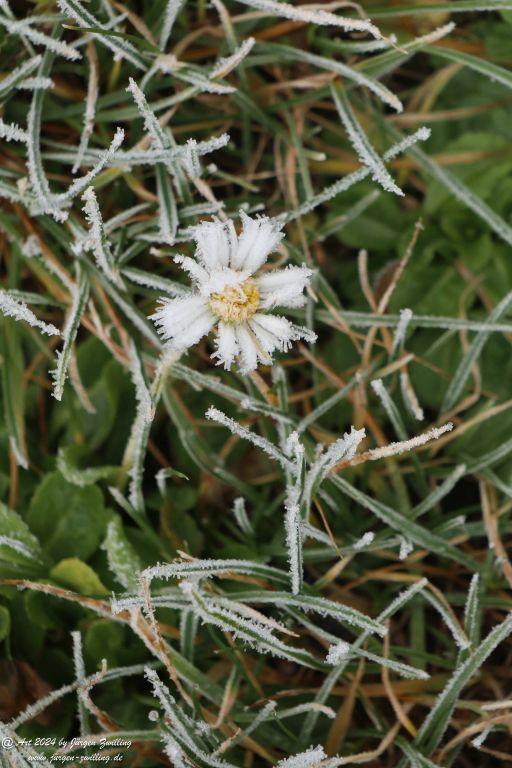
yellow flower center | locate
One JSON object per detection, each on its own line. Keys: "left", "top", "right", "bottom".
{"left": 209, "top": 278, "right": 260, "bottom": 324}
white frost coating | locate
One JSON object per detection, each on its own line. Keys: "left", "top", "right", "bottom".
{"left": 286, "top": 127, "right": 431, "bottom": 222}
{"left": 160, "top": 0, "right": 185, "bottom": 51}
{"left": 163, "top": 733, "right": 188, "bottom": 768}
{"left": 305, "top": 426, "right": 366, "bottom": 500}
{"left": 129, "top": 342, "right": 154, "bottom": 426}
{"left": 56, "top": 0, "right": 144, "bottom": 69}
{"left": 58, "top": 127, "right": 124, "bottom": 204}
{"left": 180, "top": 581, "right": 314, "bottom": 665}
{"left": 126, "top": 344, "right": 155, "bottom": 511}
{"left": 366, "top": 422, "right": 453, "bottom": 461}
{"left": 353, "top": 531, "right": 375, "bottom": 550}
{"left": 0, "top": 16, "right": 81, "bottom": 61}
{"left": 332, "top": 87, "right": 403, "bottom": 196}
{"left": 276, "top": 745, "right": 327, "bottom": 768}
{"left": 0, "top": 118, "right": 28, "bottom": 143}
{"left": 210, "top": 37, "right": 256, "bottom": 78}
{"left": 233, "top": 497, "right": 253, "bottom": 535}
{"left": 175, "top": 69, "right": 236, "bottom": 95}
{"left": 472, "top": 726, "right": 492, "bottom": 749}
{"left": 0, "top": 289, "right": 60, "bottom": 336}
{"left": 326, "top": 641, "right": 350, "bottom": 665}
{"left": 206, "top": 406, "right": 292, "bottom": 470}
{"left": 400, "top": 371, "right": 424, "bottom": 422}
{"left": 71, "top": 631, "right": 88, "bottom": 738}
{"left": 181, "top": 138, "right": 202, "bottom": 177}
{"left": 0, "top": 55, "right": 42, "bottom": 98}
{"left": 464, "top": 573, "right": 480, "bottom": 640}
{"left": 235, "top": 0, "right": 382, "bottom": 38}
{"left": 73, "top": 45, "right": 99, "bottom": 173}
{"left": 81, "top": 186, "right": 121, "bottom": 286}
{"left": 285, "top": 503, "right": 302, "bottom": 595}
{"left": 51, "top": 272, "right": 89, "bottom": 401}
{"left": 127, "top": 77, "right": 167, "bottom": 148}
{"left": 0, "top": 536, "right": 36, "bottom": 559}
{"left": 392, "top": 307, "right": 413, "bottom": 355}
{"left": 17, "top": 76, "right": 53, "bottom": 91}
{"left": 399, "top": 537, "right": 413, "bottom": 560}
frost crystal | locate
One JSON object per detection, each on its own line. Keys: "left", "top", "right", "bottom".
{"left": 326, "top": 641, "right": 351, "bottom": 665}
{"left": 276, "top": 745, "right": 327, "bottom": 768}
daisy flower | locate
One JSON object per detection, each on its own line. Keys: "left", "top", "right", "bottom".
{"left": 151, "top": 213, "right": 316, "bottom": 373}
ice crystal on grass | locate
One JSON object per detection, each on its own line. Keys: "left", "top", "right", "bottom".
{"left": 326, "top": 641, "right": 350, "bottom": 665}
{"left": 152, "top": 213, "right": 316, "bottom": 373}
{"left": 0, "top": 289, "right": 60, "bottom": 336}
{"left": 331, "top": 86, "right": 403, "bottom": 196}
{"left": 160, "top": 0, "right": 185, "bottom": 51}
{"left": 0, "top": 15, "right": 81, "bottom": 61}
{"left": 80, "top": 186, "right": 122, "bottom": 287}
{"left": 365, "top": 423, "right": 453, "bottom": 462}
{"left": 210, "top": 37, "right": 256, "bottom": 78}
{"left": 276, "top": 746, "right": 327, "bottom": 768}
{"left": 0, "top": 118, "right": 28, "bottom": 143}
{"left": 392, "top": 307, "right": 413, "bottom": 355}
{"left": 353, "top": 531, "right": 375, "bottom": 550}
{"left": 235, "top": 0, "right": 382, "bottom": 37}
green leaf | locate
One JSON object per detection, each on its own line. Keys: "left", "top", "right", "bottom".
{"left": 441, "top": 290, "right": 512, "bottom": 413}
{"left": 27, "top": 472, "right": 109, "bottom": 561}
{"left": 428, "top": 45, "right": 512, "bottom": 92}
{"left": 0, "top": 502, "right": 41, "bottom": 564}
{"left": 369, "top": 1, "right": 512, "bottom": 16}
{"left": 102, "top": 516, "right": 142, "bottom": 590}
{"left": 50, "top": 558, "right": 109, "bottom": 596}
{"left": 57, "top": 444, "right": 123, "bottom": 487}
{"left": 85, "top": 619, "right": 125, "bottom": 665}
{"left": 0, "top": 318, "right": 27, "bottom": 469}
{"left": 0, "top": 605, "right": 10, "bottom": 641}
{"left": 64, "top": 25, "right": 160, "bottom": 54}
{"left": 415, "top": 613, "right": 512, "bottom": 755}
{"left": 330, "top": 475, "right": 478, "bottom": 570}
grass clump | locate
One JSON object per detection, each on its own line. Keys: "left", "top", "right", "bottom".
{"left": 0, "top": 1, "right": 512, "bottom": 766}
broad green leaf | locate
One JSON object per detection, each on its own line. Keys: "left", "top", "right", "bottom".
{"left": 0, "top": 502, "right": 41, "bottom": 564}
{"left": 27, "top": 472, "right": 109, "bottom": 561}
{"left": 57, "top": 444, "right": 123, "bottom": 487}
{"left": 50, "top": 558, "right": 109, "bottom": 596}
{"left": 85, "top": 619, "right": 125, "bottom": 665}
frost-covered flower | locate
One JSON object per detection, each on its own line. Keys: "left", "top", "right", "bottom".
{"left": 151, "top": 213, "right": 316, "bottom": 373}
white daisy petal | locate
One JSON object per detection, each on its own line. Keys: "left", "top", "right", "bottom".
{"left": 198, "top": 267, "right": 249, "bottom": 297}
{"left": 248, "top": 317, "right": 280, "bottom": 356}
{"left": 178, "top": 310, "right": 216, "bottom": 349}
{"left": 193, "top": 218, "right": 237, "bottom": 271}
{"left": 250, "top": 312, "right": 296, "bottom": 350}
{"left": 174, "top": 254, "right": 209, "bottom": 285}
{"left": 151, "top": 295, "right": 213, "bottom": 347}
{"left": 231, "top": 211, "right": 284, "bottom": 273}
{"left": 235, "top": 324, "right": 259, "bottom": 373}
{"left": 213, "top": 321, "right": 239, "bottom": 369}
{"left": 256, "top": 264, "right": 313, "bottom": 309}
